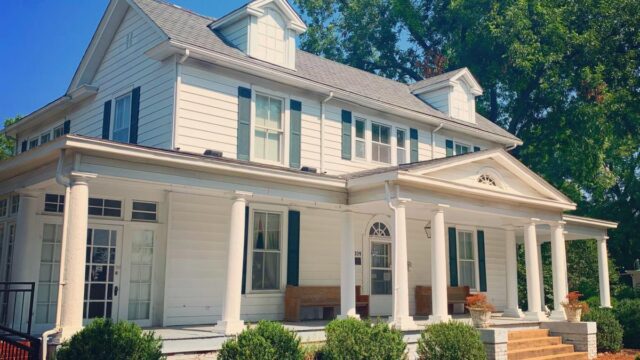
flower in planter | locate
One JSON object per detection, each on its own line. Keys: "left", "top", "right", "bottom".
{"left": 465, "top": 293, "right": 496, "bottom": 312}
{"left": 561, "top": 291, "right": 590, "bottom": 322}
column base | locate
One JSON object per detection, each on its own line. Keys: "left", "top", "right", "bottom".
{"left": 337, "top": 313, "right": 360, "bottom": 320}
{"left": 524, "top": 311, "right": 547, "bottom": 321}
{"left": 388, "top": 316, "right": 417, "bottom": 330}
{"left": 502, "top": 308, "right": 524, "bottom": 319}
{"left": 549, "top": 309, "right": 566, "bottom": 321}
{"left": 214, "top": 320, "right": 245, "bottom": 335}
{"left": 427, "top": 314, "right": 452, "bottom": 324}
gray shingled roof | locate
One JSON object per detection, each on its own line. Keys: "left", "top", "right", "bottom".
{"left": 132, "top": 0, "right": 520, "bottom": 143}
{"left": 408, "top": 68, "right": 468, "bottom": 91}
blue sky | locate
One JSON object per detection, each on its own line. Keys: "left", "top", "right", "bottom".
{"left": 0, "top": 0, "right": 267, "bottom": 126}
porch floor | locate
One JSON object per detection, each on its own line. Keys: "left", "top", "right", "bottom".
{"left": 151, "top": 313, "right": 544, "bottom": 356}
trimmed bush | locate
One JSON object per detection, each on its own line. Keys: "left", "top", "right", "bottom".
{"left": 417, "top": 321, "right": 486, "bottom": 360}
{"left": 218, "top": 321, "right": 303, "bottom": 360}
{"left": 614, "top": 299, "right": 640, "bottom": 349}
{"left": 321, "top": 318, "right": 406, "bottom": 360}
{"left": 582, "top": 308, "right": 623, "bottom": 352}
{"left": 56, "top": 318, "right": 163, "bottom": 360}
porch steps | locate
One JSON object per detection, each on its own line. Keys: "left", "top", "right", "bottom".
{"left": 507, "top": 329, "right": 588, "bottom": 360}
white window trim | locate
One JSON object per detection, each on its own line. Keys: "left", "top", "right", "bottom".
{"left": 28, "top": 137, "right": 39, "bottom": 149}
{"left": 350, "top": 114, "right": 406, "bottom": 166}
{"left": 111, "top": 90, "right": 134, "bottom": 143}
{"left": 354, "top": 117, "right": 367, "bottom": 161}
{"left": 245, "top": 203, "right": 289, "bottom": 295}
{"left": 369, "top": 222, "right": 392, "bottom": 296}
{"left": 52, "top": 122, "right": 66, "bottom": 139}
{"left": 249, "top": 86, "right": 290, "bottom": 166}
{"left": 131, "top": 200, "right": 159, "bottom": 223}
{"left": 88, "top": 196, "right": 125, "bottom": 220}
{"left": 454, "top": 226, "right": 480, "bottom": 292}
{"left": 370, "top": 121, "right": 393, "bottom": 165}
{"left": 396, "top": 127, "right": 408, "bottom": 164}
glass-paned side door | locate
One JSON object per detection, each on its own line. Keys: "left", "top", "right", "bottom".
{"left": 127, "top": 230, "right": 154, "bottom": 325}
{"left": 36, "top": 224, "right": 62, "bottom": 324}
{"left": 84, "top": 227, "right": 122, "bottom": 322}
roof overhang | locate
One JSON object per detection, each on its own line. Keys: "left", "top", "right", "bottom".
{"left": 210, "top": 0, "right": 307, "bottom": 34}
{"left": 411, "top": 68, "right": 483, "bottom": 96}
{"left": 563, "top": 214, "right": 618, "bottom": 229}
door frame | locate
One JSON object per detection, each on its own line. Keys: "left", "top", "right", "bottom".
{"left": 364, "top": 216, "right": 393, "bottom": 317}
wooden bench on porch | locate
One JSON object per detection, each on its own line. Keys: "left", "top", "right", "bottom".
{"left": 284, "top": 285, "right": 369, "bottom": 322}
{"left": 414, "top": 285, "right": 471, "bottom": 316}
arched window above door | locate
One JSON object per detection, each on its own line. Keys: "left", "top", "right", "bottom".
{"left": 369, "top": 222, "right": 391, "bottom": 237}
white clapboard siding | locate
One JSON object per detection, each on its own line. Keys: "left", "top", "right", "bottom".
{"left": 299, "top": 208, "right": 342, "bottom": 286}
{"left": 66, "top": 7, "right": 174, "bottom": 149}
{"left": 484, "top": 228, "right": 507, "bottom": 310}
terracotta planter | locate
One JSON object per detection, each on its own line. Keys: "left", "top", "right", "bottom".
{"left": 469, "top": 308, "right": 492, "bottom": 328}
{"left": 563, "top": 306, "right": 582, "bottom": 323}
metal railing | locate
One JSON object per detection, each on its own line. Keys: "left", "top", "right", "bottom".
{"left": 0, "top": 283, "right": 39, "bottom": 360}
{"left": 0, "top": 324, "right": 40, "bottom": 360}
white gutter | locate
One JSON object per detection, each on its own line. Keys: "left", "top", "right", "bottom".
{"left": 431, "top": 123, "right": 444, "bottom": 159}
{"left": 506, "top": 143, "right": 518, "bottom": 151}
{"left": 320, "top": 92, "right": 334, "bottom": 174}
{"left": 41, "top": 149, "right": 72, "bottom": 360}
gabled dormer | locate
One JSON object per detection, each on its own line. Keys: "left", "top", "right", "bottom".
{"left": 210, "top": 0, "right": 307, "bottom": 70}
{"left": 410, "top": 68, "right": 483, "bottom": 124}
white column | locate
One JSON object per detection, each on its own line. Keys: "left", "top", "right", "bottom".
{"left": 11, "top": 191, "right": 40, "bottom": 282}
{"left": 523, "top": 221, "right": 546, "bottom": 321}
{"left": 538, "top": 241, "right": 546, "bottom": 312}
{"left": 597, "top": 236, "right": 612, "bottom": 308}
{"left": 429, "top": 205, "right": 451, "bottom": 323}
{"left": 503, "top": 227, "right": 524, "bottom": 318}
{"left": 60, "top": 172, "right": 96, "bottom": 340}
{"left": 388, "top": 199, "right": 415, "bottom": 330}
{"left": 215, "top": 193, "right": 250, "bottom": 335}
{"left": 550, "top": 222, "right": 568, "bottom": 320}
{"left": 339, "top": 210, "right": 359, "bottom": 319}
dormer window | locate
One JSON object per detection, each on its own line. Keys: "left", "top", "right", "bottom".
{"left": 478, "top": 174, "right": 497, "bottom": 187}
{"left": 255, "top": 8, "right": 287, "bottom": 66}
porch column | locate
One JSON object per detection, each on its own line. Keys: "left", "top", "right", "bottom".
{"left": 11, "top": 191, "right": 40, "bottom": 282}
{"left": 215, "top": 192, "right": 251, "bottom": 335}
{"left": 429, "top": 205, "right": 451, "bottom": 323}
{"left": 523, "top": 221, "right": 546, "bottom": 321}
{"left": 339, "top": 210, "right": 359, "bottom": 319}
{"left": 389, "top": 198, "right": 415, "bottom": 329}
{"left": 597, "top": 236, "right": 612, "bottom": 308}
{"left": 503, "top": 227, "right": 524, "bottom": 318}
{"left": 537, "top": 241, "right": 546, "bottom": 312}
{"left": 60, "top": 172, "right": 96, "bottom": 340}
{"left": 549, "top": 222, "right": 568, "bottom": 320}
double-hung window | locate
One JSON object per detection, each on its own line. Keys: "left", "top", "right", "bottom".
{"left": 29, "top": 138, "right": 39, "bottom": 150}
{"left": 457, "top": 230, "right": 476, "bottom": 289}
{"left": 396, "top": 129, "right": 407, "bottom": 164}
{"left": 113, "top": 93, "right": 132, "bottom": 143}
{"left": 355, "top": 118, "right": 366, "bottom": 160}
{"left": 40, "top": 132, "right": 51, "bottom": 145}
{"left": 0, "top": 199, "right": 7, "bottom": 217}
{"left": 455, "top": 142, "right": 470, "bottom": 155}
{"left": 251, "top": 211, "right": 281, "bottom": 291}
{"left": 53, "top": 124, "right": 65, "bottom": 139}
{"left": 254, "top": 94, "right": 283, "bottom": 163}
{"left": 371, "top": 122, "right": 391, "bottom": 163}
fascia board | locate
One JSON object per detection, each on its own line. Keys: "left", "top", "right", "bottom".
{"left": 563, "top": 214, "right": 618, "bottom": 229}
{"left": 346, "top": 172, "right": 399, "bottom": 191}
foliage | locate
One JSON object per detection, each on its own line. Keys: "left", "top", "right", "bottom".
{"left": 56, "top": 318, "right": 164, "bottom": 360}
{"left": 321, "top": 318, "right": 406, "bottom": 360}
{"left": 417, "top": 321, "right": 486, "bottom": 360}
{"left": 466, "top": 293, "right": 495, "bottom": 312}
{"left": 562, "top": 291, "right": 589, "bottom": 313}
{"left": 582, "top": 308, "right": 623, "bottom": 353}
{"left": 218, "top": 321, "right": 303, "bottom": 360}
{"left": 0, "top": 116, "right": 21, "bottom": 160}
{"left": 614, "top": 299, "right": 640, "bottom": 349}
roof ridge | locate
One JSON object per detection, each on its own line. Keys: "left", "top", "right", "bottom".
{"left": 143, "top": 0, "right": 216, "bottom": 21}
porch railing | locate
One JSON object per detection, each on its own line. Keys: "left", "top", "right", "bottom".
{"left": 0, "top": 282, "right": 40, "bottom": 360}
{"left": 0, "top": 324, "right": 40, "bottom": 360}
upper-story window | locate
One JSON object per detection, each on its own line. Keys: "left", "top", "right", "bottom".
{"left": 254, "top": 94, "right": 283, "bottom": 163}
{"left": 40, "top": 132, "right": 51, "bottom": 145}
{"left": 455, "top": 142, "right": 470, "bottom": 155}
{"left": 29, "top": 138, "right": 39, "bottom": 150}
{"left": 355, "top": 118, "right": 366, "bottom": 160}
{"left": 397, "top": 129, "right": 407, "bottom": 164}
{"left": 113, "top": 93, "right": 132, "bottom": 143}
{"left": 0, "top": 198, "right": 7, "bottom": 217}
{"left": 371, "top": 123, "right": 391, "bottom": 163}
{"left": 53, "top": 124, "right": 65, "bottom": 139}
{"left": 10, "top": 195, "right": 19, "bottom": 215}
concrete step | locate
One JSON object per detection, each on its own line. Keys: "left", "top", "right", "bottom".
{"left": 508, "top": 328, "right": 549, "bottom": 341}
{"left": 508, "top": 336, "right": 562, "bottom": 351}
{"left": 507, "top": 344, "right": 575, "bottom": 360}
{"left": 523, "top": 352, "right": 589, "bottom": 360}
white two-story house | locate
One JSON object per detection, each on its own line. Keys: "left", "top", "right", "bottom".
{"left": 0, "top": 0, "right": 616, "bottom": 348}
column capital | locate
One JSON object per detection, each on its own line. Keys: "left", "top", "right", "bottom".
{"left": 503, "top": 224, "right": 517, "bottom": 231}
{"left": 599, "top": 236, "right": 609, "bottom": 242}
{"left": 231, "top": 190, "right": 252, "bottom": 201}
{"left": 391, "top": 197, "right": 411, "bottom": 207}
{"left": 69, "top": 171, "right": 97, "bottom": 185}
{"left": 548, "top": 220, "right": 566, "bottom": 229}
{"left": 431, "top": 203, "right": 450, "bottom": 213}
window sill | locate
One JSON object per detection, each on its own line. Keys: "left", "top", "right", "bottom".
{"left": 244, "top": 290, "right": 285, "bottom": 298}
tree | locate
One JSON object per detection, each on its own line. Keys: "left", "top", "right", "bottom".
{"left": 295, "top": 0, "right": 640, "bottom": 271}
{"left": 0, "top": 116, "right": 21, "bottom": 160}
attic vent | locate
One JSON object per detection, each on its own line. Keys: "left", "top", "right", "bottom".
{"left": 125, "top": 32, "right": 134, "bottom": 49}
{"left": 203, "top": 149, "right": 223, "bottom": 158}
{"left": 477, "top": 174, "right": 497, "bottom": 187}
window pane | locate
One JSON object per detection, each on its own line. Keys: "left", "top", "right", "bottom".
{"left": 372, "top": 123, "right": 380, "bottom": 142}
{"left": 255, "top": 129, "right": 266, "bottom": 160}
{"left": 263, "top": 252, "right": 280, "bottom": 289}
{"left": 265, "top": 132, "right": 280, "bottom": 162}
{"left": 379, "top": 145, "right": 390, "bottom": 163}
{"left": 397, "top": 148, "right": 406, "bottom": 164}
{"left": 355, "top": 119, "right": 365, "bottom": 139}
{"left": 251, "top": 251, "right": 264, "bottom": 289}
{"left": 254, "top": 212, "right": 266, "bottom": 249}
{"left": 380, "top": 125, "right": 390, "bottom": 144}
{"left": 371, "top": 269, "right": 392, "bottom": 295}
{"left": 356, "top": 140, "right": 366, "bottom": 159}
{"left": 256, "top": 95, "right": 269, "bottom": 127}
{"left": 268, "top": 98, "right": 282, "bottom": 129}
{"left": 397, "top": 129, "right": 405, "bottom": 148}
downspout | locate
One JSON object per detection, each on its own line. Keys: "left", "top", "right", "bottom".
{"left": 320, "top": 92, "right": 334, "bottom": 174}
{"left": 431, "top": 123, "right": 444, "bottom": 159}
{"left": 41, "top": 149, "right": 72, "bottom": 360}
{"left": 172, "top": 49, "right": 190, "bottom": 150}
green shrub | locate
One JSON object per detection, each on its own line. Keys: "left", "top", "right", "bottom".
{"left": 582, "top": 308, "right": 623, "bottom": 352}
{"left": 614, "top": 299, "right": 640, "bottom": 349}
{"left": 417, "top": 321, "right": 486, "bottom": 360}
{"left": 218, "top": 321, "right": 303, "bottom": 360}
{"left": 322, "top": 318, "right": 406, "bottom": 360}
{"left": 56, "top": 318, "right": 163, "bottom": 360}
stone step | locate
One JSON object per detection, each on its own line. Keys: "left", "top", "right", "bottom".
{"left": 508, "top": 329, "right": 549, "bottom": 341}
{"left": 523, "top": 352, "right": 589, "bottom": 360}
{"left": 508, "top": 336, "right": 562, "bottom": 351}
{"left": 507, "top": 344, "right": 575, "bottom": 360}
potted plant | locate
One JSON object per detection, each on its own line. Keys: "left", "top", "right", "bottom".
{"left": 466, "top": 293, "right": 495, "bottom": 328}
{"left": 561, "top": 291, "right": 589, "bottom": 322}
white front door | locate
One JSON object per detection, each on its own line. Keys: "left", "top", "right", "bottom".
{"left": 118, "top": 228, "right": 156, "bottom": 327}
{"left": 368, "top": 222, "right": 393, "bottom": 316}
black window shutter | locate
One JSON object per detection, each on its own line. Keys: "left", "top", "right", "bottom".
{"left": 237, "top": 87, "right": 252, "bottom": 160}
{"left": 21, "top": 140, "right": 27, "bottom": 153}
{"left": 477, "top": 230, "right": 487, "bottom": 292}
{"left": 241, "top": 206, "right": 249, "bottom": 294}
{"left": 129, "top": 87, "right": 141, "bottom": 144}
{"left": 63, "top": 120, "right": 71, "bottom": 135}
{"left": 446, "top": 139, "right": 454, "bottom": 157}
{"left": 448, "top": 227, "right": 458, "bottom": 286}
{"left": 289, "top": 100, "right": 302, "bottom": 169}
{"left": 287, "top": 210, "right": 301, "bottom": 286}
{"left": 341, "top": 110, "right": 352, "bottom": 160}
{"left": 474, "top": 146, "right": 481, "bottom": 152}
{"left": 410, "top": 128, "right": 419, "bottom": 163}
{"left": 102, "top": 100, "right": 112, "bottom": 139}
